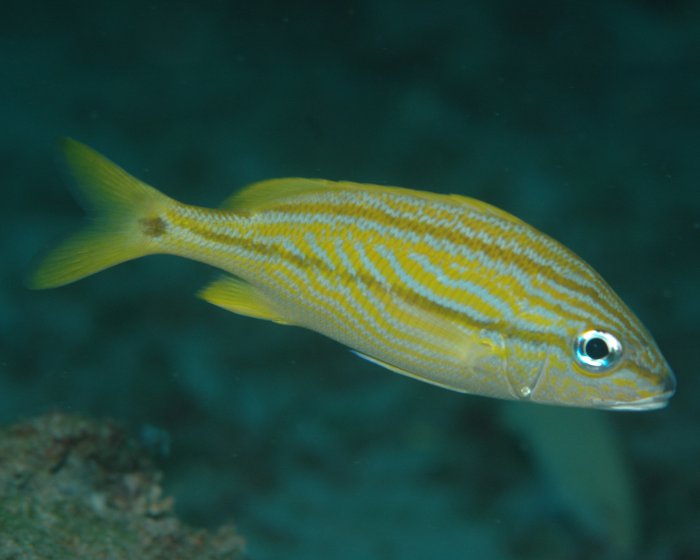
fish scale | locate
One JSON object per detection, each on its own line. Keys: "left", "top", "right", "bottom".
{"left": 29, "top": 138, "right": 676, "bottom": 410}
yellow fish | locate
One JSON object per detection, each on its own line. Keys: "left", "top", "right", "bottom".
{"left": 31, "top": 139, "right": 675, "bottom": 410}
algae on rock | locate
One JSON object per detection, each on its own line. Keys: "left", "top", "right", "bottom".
{"left": 0, "top": 412, "right": 245, "bottom": 559}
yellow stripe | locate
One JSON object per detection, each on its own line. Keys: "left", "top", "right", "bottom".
{"left": 151, "top": 196, "right": 660, "bottom": 388}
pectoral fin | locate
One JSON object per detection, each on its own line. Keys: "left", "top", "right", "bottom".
{"left": 351, "top": 350, "right": 470, "bottom": 392}
{"left": 351, "top": 350, "right": 418, "bottom": 377}
{"left": 197, "top": 275, "right": 292, "bottom": 325}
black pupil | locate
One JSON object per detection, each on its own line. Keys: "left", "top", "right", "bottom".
{"left": 585, "top": 337, "right": 609, "bottom": 360}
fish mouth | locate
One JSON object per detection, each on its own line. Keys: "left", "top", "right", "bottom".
{"left": 601, "top": 373, "right": 676, "bottom": 411}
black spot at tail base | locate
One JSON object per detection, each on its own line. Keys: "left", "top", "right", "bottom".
{"left": 139, "top": 217, "right": 167, "bottom": 237}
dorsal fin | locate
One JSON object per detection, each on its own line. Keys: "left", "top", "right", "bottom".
{"left": 220, "top": 178, "right": 335, "bottom": 212}
{"left": 221, "top": 176, "right": 526, "bottom": 226}
{"left": 447, "top": 193, "right": 526, "bottom": 226}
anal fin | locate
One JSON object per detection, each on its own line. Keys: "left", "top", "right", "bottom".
{"left": 197, "top": 275, "right": 292, "bottom": 325}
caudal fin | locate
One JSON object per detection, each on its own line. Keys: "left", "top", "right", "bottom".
{"left": 29, "top": 138, "right": 173, "bottom": 289}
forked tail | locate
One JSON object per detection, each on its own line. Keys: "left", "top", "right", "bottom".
{"left": 29, "top": 138, "right": 174, "bottom": 289}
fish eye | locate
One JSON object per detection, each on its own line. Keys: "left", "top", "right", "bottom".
{"left": 574, "top": 330, "right": 623, "bottom": 373}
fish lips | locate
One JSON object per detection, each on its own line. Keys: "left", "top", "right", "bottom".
{"left": 599, "top": 373, "right": 676, "bottom": 411}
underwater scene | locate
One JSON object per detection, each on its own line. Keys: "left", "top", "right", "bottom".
{"left": 1, "top": 1, "right": 699, "bottom": 558}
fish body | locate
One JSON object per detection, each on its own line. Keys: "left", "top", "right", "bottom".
{"left": 31, "top": 139, "right": 675, "bottom": 410}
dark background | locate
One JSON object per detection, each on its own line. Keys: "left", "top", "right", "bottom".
{"left": 1, "top": 1, "right": 698, "bottom": 558}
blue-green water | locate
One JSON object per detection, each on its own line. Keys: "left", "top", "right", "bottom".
{"left": 2, "top": 1, "right": 698, "bottom": 558}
